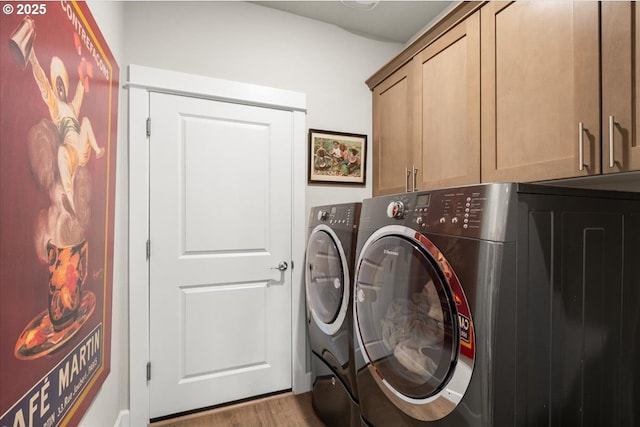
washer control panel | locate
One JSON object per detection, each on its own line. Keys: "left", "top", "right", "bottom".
{"left": 412, "top": 188, "right": 487, "bottom": 233}
{"left": 377, "top": 183, "right": 514, "bottom": 240}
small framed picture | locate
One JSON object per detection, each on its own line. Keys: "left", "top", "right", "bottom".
{"left": 308, "top": 129, "right": 367, "bottom": 185}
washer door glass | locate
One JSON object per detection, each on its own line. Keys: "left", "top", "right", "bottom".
{"left": 355, "top": 234, "right": 456, "bottom": 399}
{"left": 306, "top": 230, "right": 346, "bottom": 325}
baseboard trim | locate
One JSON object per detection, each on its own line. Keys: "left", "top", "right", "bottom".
{"left": 114, "top": 410, "right": 130, "bottom": 427}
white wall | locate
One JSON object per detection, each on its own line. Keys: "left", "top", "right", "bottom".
{"left": 76, "top": 2, "right": 402, "bottom": 426}
{"left": 122, "top": 1, "right": 401, "bottom": 211}
{"left": 80, "top": 2, "right": 129, "bottom": 427}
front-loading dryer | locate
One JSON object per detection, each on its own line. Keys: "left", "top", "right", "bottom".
{"left": 354, "top": 183, "right": 640, "bottom": 427}
{"left": 306, "top": 202, "right": 361, "bottom": 427}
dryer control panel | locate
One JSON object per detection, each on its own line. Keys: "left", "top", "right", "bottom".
{"left": 310, "top": 203, "right": 361, "bottom": 231}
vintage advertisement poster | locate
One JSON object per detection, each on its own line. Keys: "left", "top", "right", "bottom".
{"left": 0, "top": 1, "right": 118, "bottom": 426}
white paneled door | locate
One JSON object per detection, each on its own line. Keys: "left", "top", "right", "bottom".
{"left": 148, "top": 92, "right": 293, "bottom": 419}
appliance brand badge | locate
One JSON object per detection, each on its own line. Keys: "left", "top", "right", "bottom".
{"left": 383, "top": 249, "right": 399, "bottom": 256}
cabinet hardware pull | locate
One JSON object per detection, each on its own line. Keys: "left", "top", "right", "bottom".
{"left": 412, "top": 165, "right": 418, "bottom": 192}
{"left": 405, "top": 168, "right": 411, "bottom": 193}
{"left": 578, "top": 122, "right": 586, "bottom": 171}
{"left": 609, "top": 115, "right": 615, "bottom": 168}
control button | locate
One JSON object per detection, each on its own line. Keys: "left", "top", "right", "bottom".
{"left": 463, "top": 224, "right": 468, "bottom": 229}
{"left": 386, "top": 201, "right": 405, "bottom": 219}
{"left": 317, "top": 210, "right": 328, "bottom": 221}
{"left": 451, "top": 217, "right": 459, "bottom": 224}
{"left": 439, "top": 217, "right": 446, "bottom": 224}
{"left": 416, "top": 217, "right": 423, "bottom": 226}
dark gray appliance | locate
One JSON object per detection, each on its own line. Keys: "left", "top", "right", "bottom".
{"left": 306, "top": 202, "right": 361, "bottom": 427}
{"left": 353, "top": 183, "right": 640, "bottom": 427}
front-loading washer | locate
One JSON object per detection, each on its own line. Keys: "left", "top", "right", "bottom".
{"left": 353, "top": 183, "right": 640, "bottom": 427}
{"left": 306, "top": 202, "right": 361, "bottom": 427}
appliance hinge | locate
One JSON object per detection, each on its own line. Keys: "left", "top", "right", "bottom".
{"left": 146, "top": 117, "right": 151, "bottom": 137}
{"left": 146, "top": 239, "right": 151, "bottom": 260}
{"left": 146, "top": 362, "right": 151, "bottom": 381}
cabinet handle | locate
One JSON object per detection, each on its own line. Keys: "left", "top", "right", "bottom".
{"left": 412, "top": 165, "right": 418, "bottom": 192}
{"left": 405, "top": 168, "right": 411, "bottom": 193}
{"left": 578, "top": 122, "right": 586, "bottom": 171}
{"left": 609, "top": 115, "right": 615, "bottom": 168}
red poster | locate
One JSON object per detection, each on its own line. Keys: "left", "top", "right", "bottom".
{"left": 0, "top": 1, "right": 118, "bottom": 426}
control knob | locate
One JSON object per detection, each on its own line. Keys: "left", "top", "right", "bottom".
{"left": 386, "top": 201, "right": 405, "bottom": 219}
{"left": 317, "top": 210, "right": 329, "bottom": 221}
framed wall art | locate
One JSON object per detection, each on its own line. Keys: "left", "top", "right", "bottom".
{"left": 1, "top": 2, "right": 119, "bottom": 426}
{"left": 309, "top": 129, "right": 367, "bottom": 185}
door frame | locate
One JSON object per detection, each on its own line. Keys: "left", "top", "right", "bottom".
{"left": 126, "top": 65, "right": 308, "bottom": 426}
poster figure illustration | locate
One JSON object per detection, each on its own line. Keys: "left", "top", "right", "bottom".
{"left": 0, "top": 2, "right": 118, "bottom": 426}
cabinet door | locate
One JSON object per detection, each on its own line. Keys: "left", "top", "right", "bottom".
{"left": 602, "top": 1, "right": 640, "bottom": 174}
{"left": 413, "top": 11, "right": 480, "bottom": 191}
{"left": 372, "top": 62, "right": 414, "bottom": 196}
{"left": 481, "top": 1, "right": 600, "bottom": 182}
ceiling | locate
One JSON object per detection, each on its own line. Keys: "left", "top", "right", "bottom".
{"left": 250, "top": 1, "right": 456, "bottom": 44}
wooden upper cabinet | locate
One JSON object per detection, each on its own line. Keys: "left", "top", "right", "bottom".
{"left": 601, "top": 2, "right": 640, "bottom": 174}
{"left": 480, "top": 1, "right": 600, "bottom": 183}
{"left": 372, "top": 62, "right": 414, "bottom": 196}
{"left": 413, "top": 11, "right": 480, "bottom": 191}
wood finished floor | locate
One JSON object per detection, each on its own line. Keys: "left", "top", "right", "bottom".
{"left": 150, "top": 392, "right": 327, "bottom": 427}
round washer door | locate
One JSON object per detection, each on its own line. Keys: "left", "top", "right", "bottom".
{"left": 354, "top": 225, "right": 475, "bottom": 421}
{"left": 305, "top": 224, "right": 350, "bottom": 335}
